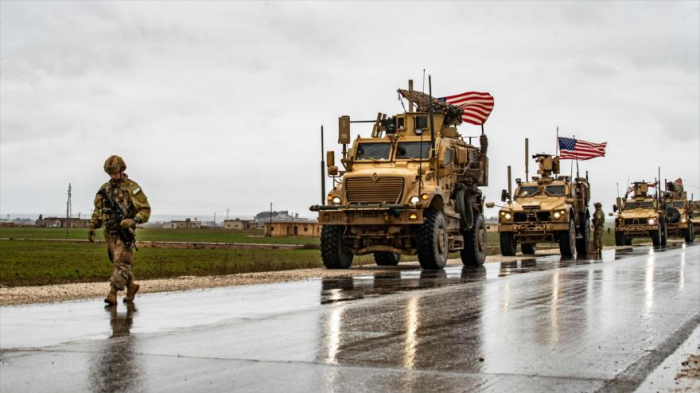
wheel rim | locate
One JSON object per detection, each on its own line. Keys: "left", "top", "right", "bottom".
{"left": 437, "top": 227, "right": 446, "bottom": 254}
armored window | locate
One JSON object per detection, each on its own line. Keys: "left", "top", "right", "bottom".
{"left": 355, "top": 143, "right": 392, "bottom": 160}
{"left": 545, "top": 185, "right": 566, "bottom": 196}
{"left": 673, "top": 202, "right": 684, "bottom": 208}
{"left": 517, "top": 186, "right": 539, "bottom": 197}
{"left": 415, "top": 116, "right": 428, "bottom": 131}
{"left": 396, "top": 142, "right": 431, "bottom": 159}
{"left": 641, "top": 202, "right": 654, "bottom": 208}
{"left": 443, "top": 148, "right": 455, "bottom": 166}
{"left": 397, "top": 117, "right": 405, "bottom": 130}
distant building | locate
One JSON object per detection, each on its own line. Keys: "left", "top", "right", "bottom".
{"left": 224, "top": 219, "right": 257, "bottom": 230}
{"left": 263, "top": 219, "right": 321, "bottom": 237}
{"left": 163, "top": 218, "right": 202, "bottom": 229}
{"left": 35, "top": 217, "right": 90, "bottom": 228}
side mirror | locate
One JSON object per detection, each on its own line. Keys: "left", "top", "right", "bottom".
{"left": 608, "top": 213, "right": 614, "bottom": 217}
{"left": 501, "top": 189, "right": 508, "bottom": 202}
{"left": 612, "top": 205, "right": 618, "bottom": 212}
{"left": 566, "top": 198, "right": 576, "bottom": 204}
{"left": 328, "top": 166, "right": 339, "bottom": 176}
{"left": 326, "top": 151, "right": 335, "bottom": 168}
{"left": 485, "top": 202, "right": 495, "bottom": 208}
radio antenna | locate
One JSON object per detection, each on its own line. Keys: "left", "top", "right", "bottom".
{"left": 422, "top": 69, "right": 426, "bottom": 93}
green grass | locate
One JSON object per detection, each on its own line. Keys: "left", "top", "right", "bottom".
{"left": 0, "top": 228, "right": 632, "bottom": 288}
{"left": 0, "top": 227, "right": 320, "bottom": 245}
{"left": 0, "top": 239, "right": 378, "bottom": 287}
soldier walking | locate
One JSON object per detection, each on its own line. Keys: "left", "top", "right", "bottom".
{"left": 89, "top": 155, "right": 151, "bottom": 305}
{"left": 592, "top": 202, "right": 605, "bottom": 253}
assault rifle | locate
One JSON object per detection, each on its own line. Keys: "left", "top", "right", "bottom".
{"left": 98, "top": 188, "right": 139, "bottom": 251}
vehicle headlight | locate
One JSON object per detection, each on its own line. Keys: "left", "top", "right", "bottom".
{"left": 500, "top": 211, "right": 512, "bottom": 221}
{"left": 421, "top": 193, "right": 429, "bottom": 201}
{"left": 409, "top": 196, "right": 420, "bottom": 206}
{"left": 648, "top": 218, "right": 655, "bottom": 225}
{"left": 332, "top": 196, "right": 342, "bottom": 205}
{"left": 681, "top": 217, "right": 686, "bottom": 223}
{"left": 553, "top": 211, "right": 561, "bottom": 219}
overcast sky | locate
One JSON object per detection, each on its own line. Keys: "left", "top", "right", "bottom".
{"left": 1, "top": 1, "right": 698, "bottom": 221}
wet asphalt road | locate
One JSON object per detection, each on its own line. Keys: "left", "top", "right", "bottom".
{"left": 1, "top": 244, "right": 698, "bottom": 392}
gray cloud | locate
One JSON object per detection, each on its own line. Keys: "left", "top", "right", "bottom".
{"left": 1, "top": 1, "right": 698, "bottom": 219}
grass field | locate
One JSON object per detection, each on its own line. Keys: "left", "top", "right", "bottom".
{"left": 0, "top": 227, "right": 623, "bottom": 287}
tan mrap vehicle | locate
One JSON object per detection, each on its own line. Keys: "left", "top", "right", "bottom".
{"left": 612, "top": 182, "right": 667, "bottom": 246}
{"left": 310, "top": 83, "right": 490, "bottom": 270}
{"left": 497, "top": 154, "right": 591, "bottom": 257}
{"left": 690, "top": 201, "right": 700, "bottom": 238}
{"left": 661, "top": 181, "right": 694, "bottom": 243}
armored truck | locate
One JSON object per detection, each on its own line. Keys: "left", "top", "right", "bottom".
{"left": 310, "top": 82, "right": 491, "bottom": 270}
{"left": 662, "top": 181, "right": 694, "bottom": 243}
{"left": 496, "top": 154, "right": 591, "bottom": 257}
{"left": 613, "top": 182, "right": 667, "bottom": 246}
{"left": 690, "top": 201, "right": 700, "bottom": 238}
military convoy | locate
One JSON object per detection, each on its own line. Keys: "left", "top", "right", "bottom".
{"left": 613, "top": 182, "right": 667, "bottom": 246}
{"left": 310, "top": 81, "right": 489, "bottom": 270}
{"left": 310, "top": 79, "right": 695, "bottom": 268}
{"left": 495, "top": 153, "right": 591, "bottom": 257}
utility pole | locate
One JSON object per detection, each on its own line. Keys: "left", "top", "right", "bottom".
{"left": 226, "top": 208, "right": 230, "bottom": 221}
{"left": 268, "top": 202, "right": 273, "bottom": 237}
{"left": 66, "top": 183, "right": 72, "bottom": 237}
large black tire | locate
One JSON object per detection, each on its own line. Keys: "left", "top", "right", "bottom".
{"left": 461, "top": 213, "right": 486, "bottom": 266}
{"left": 661, "top": 223, "right": 668, "bottom": 246}
{"left": 576, "top": 217, "right": 590, "bottom": 255}
{"left": 685, "top": 223, "right": 695, "bottom": 243}
{"left": 417, "top": 209, "right": 449, "bottom": 270}
{"left": 500, "top": 232, "right": 517, "bottom": 256}
{"left": 665, "top": 207, "right": 681, "bottom": 224}
{"left": 615, "top": 232, "right": 626, "bottom": 246}
{"left": 650, "top": 226, "right": 662, "bottom": 246}
{"left": 521, "top": 243, "right": 536, "bottom": 255}
{"left": 320, "top": 225, "right": 353, "bottom": 269}
{"left": 374, "top": 252, "right": 401, "bottom": 266}
{"left": 558, "top": 219, "right": 576, "bottom": 257}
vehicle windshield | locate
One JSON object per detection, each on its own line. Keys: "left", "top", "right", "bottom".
{"left": 672, "top": 202, "right": 685, "bottom": 208}
{"left": 396, "top": 141, "right": 431, "bottom": 159}
{"left": 545, "top": 185, "right": 566, "bottom": 196}
{"left": 517, "top": 186, "right": 540, "bottom": 197}
{"left": 355, "top": 143, "right": 392, "bottom": 160}
{"left": 624, "top": 201, "right": 655, "bottom": 209}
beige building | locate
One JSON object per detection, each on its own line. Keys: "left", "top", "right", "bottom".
{"left": 223, "top": 219, "right": 257, "bottom": 230}
{"left": 36, "top": 217, "right": 90, "bottom": 228}
{"left": 263, "top": 220, "right": 321, "bottom": 237}
{"left": 163, "top": 218, "right": 202, "bottom": 229}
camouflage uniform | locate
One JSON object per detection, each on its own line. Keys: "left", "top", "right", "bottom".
{"left": 592, "top": 203, "right": 605, "bottom": 252}
{"left": 90, "top": 156, "right": 150, "bottom": 303}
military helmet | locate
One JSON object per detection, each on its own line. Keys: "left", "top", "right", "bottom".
{"left": 594, "top": 202, "right": 602, "bottom": 208}
{"left": 104, "top": 155, "right": 126, "bottom": 174}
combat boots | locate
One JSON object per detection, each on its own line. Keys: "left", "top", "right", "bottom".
{"left": 124, "top": 282, "right": 140, "bottom": 302}
{"left": 104, "top": 287, "right": 118, "bottom": 305}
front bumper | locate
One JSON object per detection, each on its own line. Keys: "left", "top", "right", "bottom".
{"left": 311, "top": 204, "right": 424, "bottom": 225}
{"left": 498, "top": 221, "right": 570, "bottom": 242}
{"left": 616, "top": 224, "right": 659, "bottom": 236}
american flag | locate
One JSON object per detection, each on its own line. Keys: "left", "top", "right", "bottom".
{"left": 439, "top": 92, "right": 494, "bottom": 125}
{"left": 558, "top": 137, "right": 607, "bottom": 160}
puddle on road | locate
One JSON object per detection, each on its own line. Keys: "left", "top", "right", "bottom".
{"left": 320, "top": 243, "right": 694, "bottom": 305}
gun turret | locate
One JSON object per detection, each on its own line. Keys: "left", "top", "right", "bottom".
{"left": 532, "top": 154, "right": 560, "bottom": 178}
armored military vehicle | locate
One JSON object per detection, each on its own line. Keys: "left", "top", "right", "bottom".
{"left": 662, "top": 181, "right": 694, "bottom": 243}
{"left": 613, "top": 182, "right": 667, "bottom": 246}
{"left": 496, "top": 154, "right": 591, "bottom": 257}
{"left": 690, "top": 200, "right": 700, "bottom": 238}
{"left": 310, "top": 81, "right": 491, "bottom": 270}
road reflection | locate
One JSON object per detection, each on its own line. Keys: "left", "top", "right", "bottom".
{"left": 316, "top": 244, "right": 697, "bottom": 378}
{"left": 89, "top": 303, "right": 144, "bottom": 393}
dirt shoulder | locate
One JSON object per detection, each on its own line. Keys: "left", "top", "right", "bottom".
{"left": 0, "top": 251, "right": 567, "bottom": 306}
